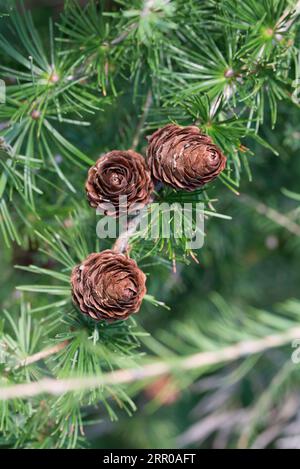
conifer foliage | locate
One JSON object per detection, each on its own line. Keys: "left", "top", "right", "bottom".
{"left": 0, "top": 0, "right": 299, "bottom": 449}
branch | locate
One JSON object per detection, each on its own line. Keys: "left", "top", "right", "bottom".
{"left": 14, "top": 340, "right": 69, "bottom": 369}
{"left": 113, "top": 211, "right": 145, "bottom": 253}
{"left": 240, "top": 194, "right": 300, "bottom": 237}
{"left": 1, "top": 326, "right": 300, "bottom": 400}
{"left": 132, "top": 89, "right": 153, "bottom": 151}
{"left": 278, "top": 0, "right": 300, "bottom": 30}
{"left": 113, "top": 90, "right": 153, "bottom": 253}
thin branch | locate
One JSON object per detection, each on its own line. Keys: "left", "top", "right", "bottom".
{"left": 110, "top": 23, "right": 136, "bottom": 46}
{"left": 113, "top": 89, "right": 153, "bottom": 253}
{"left": 1, "top": 326, "right": 300, "bottom": 400}
{"left": 15, "top": 340, "right": 69, "bottom": 369}
{"left": 241, "top": 194, "right": 300, "bottom": 237}
{"left": 110, "top": 0, "right": 160, "bottom": 46}
{"left": 132, "top": 89, "right": 153, "bottom": 151}
{"left": 113, "top": 212, "right": 145, "bottom": 253}
{"left": 278, "top": 0, "right": 300, "bottom": 31}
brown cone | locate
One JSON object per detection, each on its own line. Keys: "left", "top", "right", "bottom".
{"left": 86, "top": 150, "right": 154, "bottom": 216}
{"left": 71, "top": 250, "right": 146, "bottom": 321}
{"left": 146, "top": 124, "right": 227, "bottom": 191}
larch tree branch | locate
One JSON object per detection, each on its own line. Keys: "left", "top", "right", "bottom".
{"left": 1, "top": 325, "right": 299, "bottom": 401}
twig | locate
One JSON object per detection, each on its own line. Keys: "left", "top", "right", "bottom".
{"left": 110, "top": 0, "right": 160, "bottom": 45}
{"left": 110, "top": 23, "right": 136, "bottom": 46}
{"left": 278, "top": 0, "right": 300, "bottom": 31}
{"left": 240, "top": 194, "right": 300, "bottom": 237}
{"left": 113, "top": 212, "right": 145, "bottom": 253}
{"left": 14, "top": 340, "right": 69, "bottom": 370}
{"left": 113, "top": 89, "right": 153, "bottom": 253}
{"left": 132, "top": 89, "right": 153, "bottom": 151}
{"left": 1, "top": 326, "right": 300, "bottom": 400}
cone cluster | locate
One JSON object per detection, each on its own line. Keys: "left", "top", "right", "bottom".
{"left": 71, "top": 124, "right": 227, "bottom": 321}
